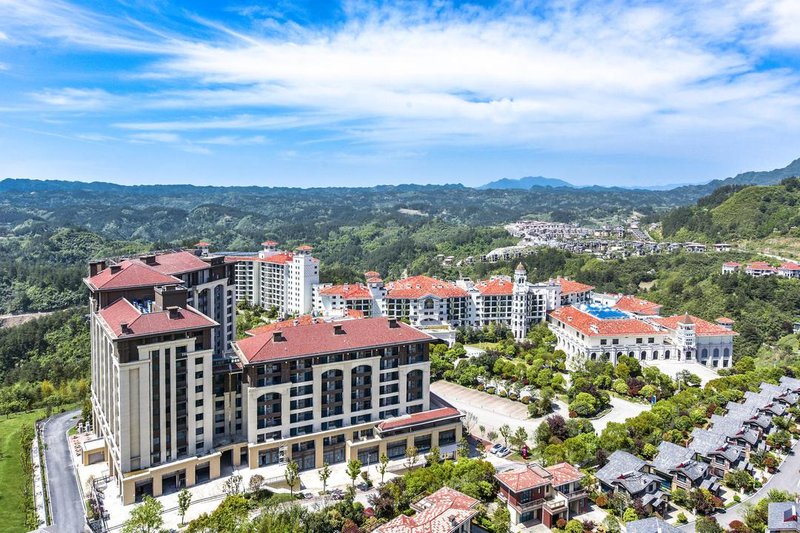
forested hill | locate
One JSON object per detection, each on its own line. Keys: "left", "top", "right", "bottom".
{"left": 661, "top": 177, "right": 800, "bottom": 242}
{"left": 668, "top": 156, "right": 800, "bottom": 199}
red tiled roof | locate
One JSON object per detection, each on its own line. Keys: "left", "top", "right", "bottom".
{"left": 375, "top": 487, "right": 479, "bottom": 533}
{"left": 296, "top": 245, "right": 313, "bottom": 251}
{"left": 195, "top": 241, "right": 210, "bottom": 247}
{"left": 716, "top": 317, "right": 735, "bottom": 324}
{"left": 262, "top": 240, "right": 278, "bottom": 246}
{"left": 366, "top": 277, "right": 383, "bottom": 283}
{"left": 549, "top": 306, "right": 661, "bottom": 336}
{"left": 319, "top": 283, "right": 372, "bottom": 300}
{"left": 613, "top": 295, "right": 662, "bottom": 315}
{"left": 85, "top": 261, "right": 182, "bottom": 291}
{"left": 475, "top": 277, "right": 513, "bottom": 296}
{"left": 746, "top": 261, "right": 777, "bottom": 271}
{"left": 495, "top": 465, "right": 552, "bottom": 492}
{"left": 723, "top": 262, "right": 741, "bottom": 267}
{"left": 556, "top": 277, "right": 595, "bottom": 295}
{"left": 245, "top": 315, "right": 318, "bottom": 336}
{"left": 235, "top": 316, "right": 433, "bottom": 363}
{"left": 386, "top": 275, "right": 469, "bottom": 299}
{"left": 779, "top": 262, "right": 800, "bottom": 271}
{"left": 228, "top": 253, "right": 294, "bottom": 265}
{"left": 98, "top": 298, "right": 217, "bottom": 338}
{"left": 376, "top": 407, "right": 461, "bottom": 432}
{"left": 135, "top": 251, "right": 209, "bottom": 275}
{"left": 546, "top": 462, "right": 584, "bottom": 487}
{"left": 651, "top": 315, "right": 737, "bottom": 336}
{"left": 364, "top": 271, "right": 381, "bottom": 278}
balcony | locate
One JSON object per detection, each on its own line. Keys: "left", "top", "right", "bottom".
{"left": 499, "top": 494, "right": 545, "bottom": 512}
{"left": 545, "top": 494, "right": 568, "bottom": 512}
{"left": 558, "top": 489, "right": 588, "bottom": 501}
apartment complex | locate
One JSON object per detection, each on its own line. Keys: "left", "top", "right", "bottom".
{"left": 227, "top": 241, "right": 320, "bottom": 315}
{"left": 548, "top": 303, "right": 736, "bottom": 369}
{"left": 314, "top": 264, "right": 578, "bottom": 339}
{"left": 86, "top": 248, "right": 463, "bottom": 505}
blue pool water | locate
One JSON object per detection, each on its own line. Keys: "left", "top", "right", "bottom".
{"left": 578, "top": 304, "right": 629, "bottom": 319}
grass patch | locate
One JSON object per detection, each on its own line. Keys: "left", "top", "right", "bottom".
{"left": 0, "top": 409, "right": 46, "bottom": 533}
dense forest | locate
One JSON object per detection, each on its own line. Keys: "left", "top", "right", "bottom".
{"left": 659, "top": 177, "right": 800, "bottom": 242}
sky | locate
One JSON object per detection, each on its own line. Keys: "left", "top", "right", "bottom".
{"left": 0, "top": 0, "right": 799, "bottom": 188}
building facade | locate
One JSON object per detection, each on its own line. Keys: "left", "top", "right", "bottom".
{"left": 313, "top": 265, "right": 568, "bottom": 339}
{"left": 548, "top": 304, "right": 736, "bottom": 369}
{"left": 228, "top": 241, "right": 320, "bottom": 316}
{"left": 86, "top": 251, "right": 463, "bottom": 505}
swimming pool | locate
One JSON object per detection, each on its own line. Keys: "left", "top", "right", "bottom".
{"left": 578, "top": 303, "right": 630, "bottom": 319}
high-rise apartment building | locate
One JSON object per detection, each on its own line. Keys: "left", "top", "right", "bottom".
{"left": 228, "top": 241, "right": 319, "bottom": 316}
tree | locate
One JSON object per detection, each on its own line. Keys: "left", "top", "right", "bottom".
{"left": 178, "top": 488, "right": 192, "bottom": 526}
{"left": 360, "top": 469, "right": 372, "bottom": 488}
{"left": 622, "top": 507, "right": 638, "bottom": 522}
{"left": 458, "top": 436, "right": 470, "bottom": 458}
{"left": 569, "top": 392, "right": 598, "bottom": 417}
{"left": 405, "top": 445, "right": 419, "bottom": 471}
{"left": 319, "top": 462, "right": 331, "bottom": 494}
{"left": 122, "top": 495, "right": 163, "bottom": 533}
{"left": 347, "top": 458, "right": 363, "bottom": 487}
{"left": 695, "top": 516, "right": 723, "bottom": 533}
{"left": 511, "top": 426, "right": 528, "bottom": 452}
{"left": 222, "top": 473, "right": 243, "bottom": 496}
{"left": 427, "top": 445, "right": 441, "bottom": 464}
{"left": 491, "top": 505, "right": 511, "bottom": 533}
{"left": 723, "top": 469, "right": 755, "bottom": 492}
{"left": 248, "top": 474, "right": 264, "bottom": 494}
{"left": 378, "top": 453, "right": 389, "bottom": 484}
{"left": 499, "top": 424, "right": 511, "bottom": 446}
{"left": 487, "top": 430, "right": 498, "bottom": 443}
{"left": 285, "top": 460, "right": 300, "bottom": 496}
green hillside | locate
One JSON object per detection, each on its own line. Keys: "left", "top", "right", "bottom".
{"left": 661, "top": 177, "right": 800, "bottom": 242}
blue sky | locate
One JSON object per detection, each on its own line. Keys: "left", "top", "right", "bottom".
{"left": 1, "top": 0, "right": 799, "bottom": 188}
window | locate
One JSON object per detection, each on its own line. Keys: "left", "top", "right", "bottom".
{"left": 648, "top": 337, "right": 655, "bottom": 343}
{"left": 600, "top": 339, "right": 607, "bottom": 346}
{"left": 636, "top": 338, "right": 643, "bottom": 344}
{"left": 438, "top": 429, "right": 456, "bottom": 445}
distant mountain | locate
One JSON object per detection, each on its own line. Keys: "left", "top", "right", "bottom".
{"left": 671, "top": 157, "right": 800, "bottom": 198}
{"left": 479, "top": 176, "right": 574, "bottom": 190}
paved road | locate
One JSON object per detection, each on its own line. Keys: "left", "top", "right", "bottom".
{"left": 42, "top": 409, "right": 86, "bottom": 533}
{"left": 680, "top": 439, "right": 800, "bottom": 531}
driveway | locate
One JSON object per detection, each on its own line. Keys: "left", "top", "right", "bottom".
{"left": 430, "top": 380, "right": 568, "bottom": 443}
{"left": 591, "top": 395, "right": 650, "bottom": 433}
{"left": 42, "top": 409, "right": 85, "bottom": 533}
{"left": 680, "top": 439, "right": 800, "bottom": 530}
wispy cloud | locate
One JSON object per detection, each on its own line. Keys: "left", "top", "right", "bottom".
{"left": 1, "top": 0, "right": 800, "bottom": 164}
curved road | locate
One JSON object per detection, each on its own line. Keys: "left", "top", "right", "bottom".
{"left": 42, "top": 409, "right": 86, "bottom": 533}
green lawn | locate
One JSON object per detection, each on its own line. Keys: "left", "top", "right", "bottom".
{"left": 0, "top": 409, "right": 45, "bottom": 533}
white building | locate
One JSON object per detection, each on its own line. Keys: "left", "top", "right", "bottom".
{"left": 549, "top": 304, "right": 735, "bottom": 369}
{"left": 228, "top": 241, "right": 319, "bottom": 316}
{"left": 778, "top": 262, "right": 800, "bottom": 279}
{"left": 745, "top": 261, "right": 778, "bottom": 277}
{"left": 722, "top": 262, "right": 741, "bottom": 274}
{"left": 314, "top": 264, "right": 567, "bottom": 339}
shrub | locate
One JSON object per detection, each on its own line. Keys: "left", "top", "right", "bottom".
{"left": 521, "top": 396, "right": 530, "bottom": 404}
{"left": 498, "top": 390, "right": 507, "bottom": 398}
{"left": 677, "top": 512, "right": 687, "bottom": 524}
{"left": 555, "top": 518, "right": 567, "bottom": 529}
{"left": 476, "top": 383, "right": 485, "bottom": 391}
{"left": 508, "top": 392, "right": 518, "bottom": 401}
{"left": 595, "top": 494, "right": 608, "bottom": 508}
{"left": 486, "top": 387, "right": 495, "bottom": 394}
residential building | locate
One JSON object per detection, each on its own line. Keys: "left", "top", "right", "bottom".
{"left": 778, "top": 262, "right": 800, "bottom": 279}
{"left": 626, "top": 517, "right": 683, "bottom": 533}
{"left": 651, "top": 441, "right": 719, "bottom": 494}
{"left": 228, "top": 241, "right": 320, "bottom": 315}
{"left": 611, "top": 295, "right": 662, "bottom": 317}
{"left": 595, "top": 450, "right": 668, "bottom": 515}
{"left": 768, "top": 502, "right": 800, "bottom": 532}
{"left": 688, "top": 429, "right": 750, "bottom": 477}
{"left": 495, "top": 462, "right": 588, "bottom": 527}
{"left": 722, "top": 261, "right": 741, "bottom": 274}
{"left": 745, "top": 261, "right": 778, "bottom": 277}
{"left": 715, "top": 243, "right": 732, "bottom": 252}
{"left": 87, "top": 247, "right": 463, "bottom": 504}
{"left": 707, "top": 415, "right": 761, "bottom": 452}
{"left": 375, "top": 487, "right": 479, "bottom": 533}
{"left": 85, "top": 246, "right": 238, "bottom": 505}
{"left": 314, "top": 265, "right": 566, "bottom": 339}
{"left": 548, "top": 305, "right": 736, "bottom": 369}
{"left": 556, "top": 277, "right": 594, "bottom": 306}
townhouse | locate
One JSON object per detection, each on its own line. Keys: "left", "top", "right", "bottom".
{"left": 595, "top": 451, "right": 669, "bottom": 515}
{"left": 687, "top": 429, "right": 750, "bottom": 478}
{"left": 768, "top": 502, "right": 800, "bottom": 532}
{"left": 494, "top": 462, "right": 588, "bottom": 527}
{"left": 650, "top": 441, "right": 720, "bottom": 495}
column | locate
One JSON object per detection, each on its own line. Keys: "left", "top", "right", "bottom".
{"left": 152, "top": 474, "right": 163, "bottom": 497}
{"left": 185, "top": 465, "right": 196, "bottom": 487}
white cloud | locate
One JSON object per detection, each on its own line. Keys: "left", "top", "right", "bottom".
{"left": 4, "top": 0, "right": 800, "bottom": 158}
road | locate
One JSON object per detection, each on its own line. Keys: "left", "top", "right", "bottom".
{"left": 42, "top": 409, "right": 86, "bottom": 533}
{"left": 680, "top": 439, "right": 800, "bottom": 531}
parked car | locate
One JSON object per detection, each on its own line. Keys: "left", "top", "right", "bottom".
{"left": 490, "top": 443, "right": 503, "bottom": 454}
{"left": 498, "top": 446, "right": 511, "bottom": 457}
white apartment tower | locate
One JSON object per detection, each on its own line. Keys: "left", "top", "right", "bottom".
{"left": 230, "top": 241, "right": 319, "bottom": 316}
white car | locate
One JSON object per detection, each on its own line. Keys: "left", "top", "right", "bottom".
{"left": 498, "top": 447, "right": 511, "bottom": 457}
{"left": 490, "top": 443, "right": 503, "bottom": 454}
